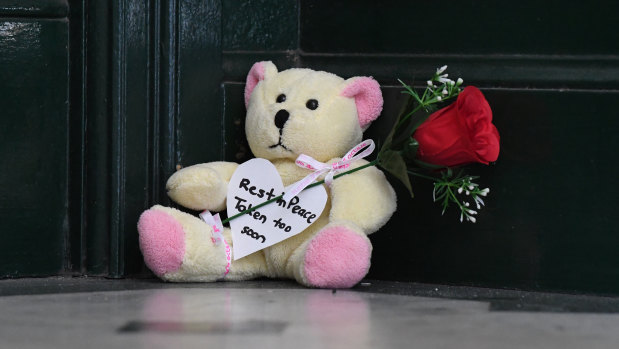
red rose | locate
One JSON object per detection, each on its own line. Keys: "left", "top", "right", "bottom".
{"left": 413, "top": 86, "right": 500, "bottom": 167}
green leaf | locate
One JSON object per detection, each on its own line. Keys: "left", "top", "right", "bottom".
{"left": 435, "top": 191, "right": 448, "bottom": 202}
{"left": 397, "top": 79, "right": 420, "bottom": 101}
{"left": 379, "top": 150, "right": 414, "bottom": 198}
{"left": 434, "top": 185, "right": 446, "bottom": 195}
{"left": 380, "top": 119, "right": 397, "bottom": 155}
{"left": 380, "top": 86, "right": 415, "bottom": 155}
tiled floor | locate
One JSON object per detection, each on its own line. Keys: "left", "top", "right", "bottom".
{"left": 2, "top": 278, "right": 619, "bottom": 348}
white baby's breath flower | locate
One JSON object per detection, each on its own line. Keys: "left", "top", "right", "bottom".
{"left": 467, "top": 209, "right": 477, "bottom": 215}
{"left": 427, "top": 80, "right": 433, "bottom": 87}
{"left": 468, "top": 216, "right": 477, "bottom": 223}
{"left": 456, "top": 78, "right": 464, "bottom": 86}
{"left": 464, "top": 202, "right": 470, "bottom": 207}
{"left": 436, "top": 65, "right": 448, "bottom": 74}
{"left": 458, "top": 187, "right": 463, "bottom": 194}
{"left": 437, "top": 74, "right": 453, "bottom": 84}
{"left": 474, "top": 196, "right": 485, "bottom": 208}
{"left": 436, "top": 96, "right": 442, "bottom": 101}
{"left": 479, "top": 188, "right": 490, "bottom": 196}
{"left": 449, "top": 80, "right": 455, "bottom": 86}
{"left": 442, "top": 89, "right": 448, "bottom": 95}
{"left": 465, "top": 190, "right": 470, "bottom": 195}
{"left": 460, "top": 212, "right": 463, "bottom": 222}
{"left": 468, "top": 185, "right": 475, "bottom": 190}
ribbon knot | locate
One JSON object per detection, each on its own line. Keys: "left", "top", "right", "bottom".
{"left": 282, "top": 139, "right": 375, "bottom": 201}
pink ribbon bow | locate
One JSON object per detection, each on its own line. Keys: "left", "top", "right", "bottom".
{"left": 282, "top": 139, "right": 375, "bottom": 201}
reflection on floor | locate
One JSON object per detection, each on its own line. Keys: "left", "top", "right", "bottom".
{"left": 1, "top": 278, "right": 619, "bottom": 349}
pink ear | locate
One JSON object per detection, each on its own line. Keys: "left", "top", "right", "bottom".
{"left": 244, "top": 62, "right": 266, "bottom": 108}
{"left": 340, "top": 77, "right": 383, "bottom": 129}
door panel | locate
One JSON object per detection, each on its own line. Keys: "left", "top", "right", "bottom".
{"left": 0, "top": 16, "right": 69, "bottom": 276}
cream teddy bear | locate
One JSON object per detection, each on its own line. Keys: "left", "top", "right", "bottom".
{"left": 138, "top": 61, "right": 396, "bottom": 288}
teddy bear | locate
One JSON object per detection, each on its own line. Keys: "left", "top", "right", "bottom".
{"left": 137, "top": 61, "right": 397, "bottom": 288}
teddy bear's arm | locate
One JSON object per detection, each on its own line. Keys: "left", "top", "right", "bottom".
{"left": 166, "top": 161, "right": 238, "bottom": 211}
{"left": 328, "top": 160, "right": 397, "bottom": 234}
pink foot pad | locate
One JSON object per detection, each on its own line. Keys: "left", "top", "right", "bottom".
{"left": 303, "top": 226, "right": 371, "bottom": 288}
{"left": 138, "top": 209, "right": 185, "bottom": 277}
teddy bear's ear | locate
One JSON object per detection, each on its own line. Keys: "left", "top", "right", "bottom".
{"left": 244, "top": 61, "right": 278, "bottom": 108}
{"left": 340, "top": 77, "right": 383, "bottom": 129}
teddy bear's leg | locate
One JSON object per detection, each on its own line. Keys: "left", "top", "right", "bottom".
{"left": 287, "top": 222, "right": 372, "bottom": 289}
{"left": 138, "top": 205, "right": 267, "bottom": 282}
{"left": 220, "top": 227, "right": 270, "bottom": 281}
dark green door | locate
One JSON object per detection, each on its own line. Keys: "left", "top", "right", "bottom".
{"left": 0, "top": 1, "right": 69, "bottom": 276}
{"left": 3, "top": 0, "right": 619, "bottom": 296}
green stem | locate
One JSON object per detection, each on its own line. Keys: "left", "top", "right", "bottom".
{"left": 407, "top": 170, "right": 438, "bottom": 181}
{"left": 421, "top": 84, "right": 429, "bottom": 102}
{"left": 221, "top": 159, "right": 379, "bottom": 224}
{"left": 395, "top": 87, "right": 460, "bottom": 132}
{"left": 447, "top": 187, "right": 462, "bottom": 209}
{"left": 395, "top": 104, "right": 423, "bottom": 130}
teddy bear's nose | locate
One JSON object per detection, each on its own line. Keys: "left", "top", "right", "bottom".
{"left": 274, "top": 109, "right": 290, "bottom": 129}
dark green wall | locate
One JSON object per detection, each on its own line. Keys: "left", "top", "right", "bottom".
{"left": 221, "top": 0, "right": 619, "bottom": 294}
{"left": 2, "top": 0, "right": 618, "bottom": 295}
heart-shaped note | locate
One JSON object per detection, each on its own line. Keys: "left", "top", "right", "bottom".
{"left": 227, "top": 158, "right": 327, "bottom": 260}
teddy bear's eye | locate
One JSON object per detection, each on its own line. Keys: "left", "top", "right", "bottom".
{"left": 276, "top": 94, "right": 286, "bottom": 103}
{"left": 306, "top": 99, "right": 319, "bottom": 110}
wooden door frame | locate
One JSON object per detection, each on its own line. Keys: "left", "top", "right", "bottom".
{"left": 68, "top": 0, "right": 223, "bottom": 277}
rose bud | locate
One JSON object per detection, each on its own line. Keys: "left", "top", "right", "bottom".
{"left": 413, "top": 86, "right": 500, "bottom": 167}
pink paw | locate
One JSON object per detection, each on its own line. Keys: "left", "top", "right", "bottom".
{"left": 303, "top": 226, "right": 371, "bottom": 288}
{"left": 137, "top": 208, "right": 185, "bottom": 277}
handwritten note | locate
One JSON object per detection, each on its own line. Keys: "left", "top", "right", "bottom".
{"left": 226, "top": 158, "right": 327, "bottom": 260}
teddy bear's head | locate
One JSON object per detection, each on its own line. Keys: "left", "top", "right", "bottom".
{"left": 244, "top": 61, "right": 383, "bottom": 163}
